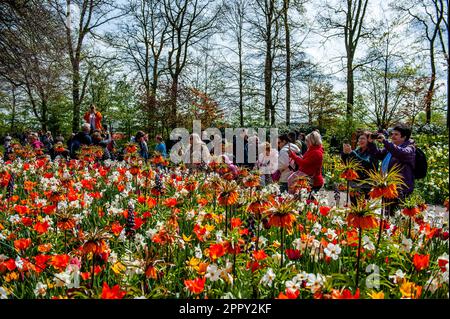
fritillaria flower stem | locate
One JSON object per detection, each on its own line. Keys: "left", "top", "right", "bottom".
{"left": 376, "top": 200, "right": 385, "bottom": 251}
{"left": 90, "top": 255, "right": 95, "bottom": 289}
{"left": 64, "top": 230, "right": 67, "bottom": 254}
{"left": 280, "top": 227, "right": 284, "bottom": 268}
{"left": 346, "top": 180, "right": 350, "bottom": 206}
{"left": 355, "top": 227, "right": 362, "bottom": 289}
{"left": 408, "top": 217, "right": 412, "bottom": 238}
{"left": 225, "top": 206, "right": 228, "bottom": 237}
{"left": 232, "top": 248, "right": 236, "bottom": 277}
{"left": 255, "top": 216, "right": 260, "bottom": 251}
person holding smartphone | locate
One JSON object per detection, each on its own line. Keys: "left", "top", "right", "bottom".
{"left": 367, "top": 124, "right": 416, "bottom": 216}
{"left": 341, "top": 131, "right": 379, "bottom": 205}
{"left": 288, "top": 131, "right": 324, "bottom": 195}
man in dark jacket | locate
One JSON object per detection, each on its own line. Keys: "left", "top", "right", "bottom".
{"left": 69, "top": 123, "right": 93, "bottom": 158}
{"left": 367, "top": 124, "right": 416, "bottom": 215}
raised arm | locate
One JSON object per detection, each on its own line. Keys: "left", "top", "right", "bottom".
{"left": 367, "top": 142, "right": 388, "bottom": 161}
{"left": 382, "top": 140, "right": 415, "bottom": 163}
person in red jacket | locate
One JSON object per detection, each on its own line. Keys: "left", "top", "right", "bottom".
{"left": 83, "top": 104, "right": 103, "bottom": 132}
{"left": 288, "top": 131, "right": 324, "bottom": 193}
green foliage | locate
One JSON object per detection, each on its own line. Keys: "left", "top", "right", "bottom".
{"left": 414, "top": 134, "right": 449, "bottom": 204}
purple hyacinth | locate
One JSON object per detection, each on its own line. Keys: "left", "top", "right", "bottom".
{"left": 125, "top": 201, "right": 135, "bottom": 239}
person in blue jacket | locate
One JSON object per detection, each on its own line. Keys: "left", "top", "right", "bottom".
{"left": 341, "top": 131, "right": 379, "bottom": 205}
{"left": 155, "top": 135, "right": 167, "bottom": 157}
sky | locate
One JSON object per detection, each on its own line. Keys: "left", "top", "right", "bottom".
{"left": 65, "top": 0, "right": 448, "bottom": 122}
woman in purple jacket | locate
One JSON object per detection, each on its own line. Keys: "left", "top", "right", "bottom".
{"left": 367, "top": 124, "right": 416, "bottom": 216}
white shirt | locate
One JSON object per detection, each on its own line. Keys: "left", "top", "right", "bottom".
{"left": 257, "top": 149, "right": 278, "bottom": 174}
{"left": 278, "top": 143, "right": 300, "bottom": 183}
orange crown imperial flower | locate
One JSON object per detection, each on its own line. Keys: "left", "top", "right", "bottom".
{"left": 340, "top": 169, "right": 359, "bottom": 181}
{"left": 218, "top": 181, "right": 239, "bottom": 206}
{"left": 346, "top": 199, "right": 380, "bottom": 230}
{"left": 264, "top": 198, "right": 298, "bottom": 229}
{"left": 366, "top": 164, "right": 405, "bottom": 199}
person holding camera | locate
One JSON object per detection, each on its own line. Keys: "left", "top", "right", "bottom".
{"left": 342, "top": 131, "right": 379, "bottom": 205}
{"left": 367, "top": 124, "right": 416, "bottom": 215}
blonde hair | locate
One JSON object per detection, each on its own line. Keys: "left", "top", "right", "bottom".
{"left": 306, "top": 131, "right": 322, "bottom": 146}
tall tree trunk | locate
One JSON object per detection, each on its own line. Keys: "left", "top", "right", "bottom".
{"left": 426, "top": 45, "right": 436, "bottom": 124}
{"left": 41, "top": 100, "right": 48, "bottom": 132}
{"left": 238, "top": 30, "right": 244, "bottom": 127}
{"left": 270, "top": 99, "right": 275, "bottom": 126}
{"left": 307, "top": 84, "right": 312, "bottom": 125}
{"left": 283, "top": 0, "right": 291, "bottom": 126}
{"left": 346, "top": 55, "right": 354, "bottom": 122}
{"left": 383, "top": 51, "right": 389, "bottom": 129}
{"left": 10, "top": 85, "right": 16, "bottom": 133}
{"left": 264, "top": 43, "right": 272, "bottom": 126}
{"left": 170, "top": 75, "right": 178, "bottom": 129}
{"left": 72, "top": 64, "right": 81, "bottom": 133}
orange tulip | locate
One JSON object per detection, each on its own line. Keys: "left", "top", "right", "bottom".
{"left": 14, "top": 238, "right": 32, "bottom": 251}
{"left": 184, "top": 277, "right": 206, "bottom": 295}
{"left": 50, "top": 254, "right": 70, "bottom": 271}
{"left": 101, "top": 282, "right": 126, "bottom": 299}
{"left": 413, "top": 254, "right": 430, "bottom": 272}
{"left": 252, "top": 250, "right": 268, "bottom": 261}
{"left": 208, "top": 243, "right": 225, "bottom": 261}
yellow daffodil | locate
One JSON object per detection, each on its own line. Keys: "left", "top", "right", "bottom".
{"left": 368, "top": 291, "right": 384, "bottom": 299}
{"left": 186, "top": 257, "right": 200, "bottom": 268}
{"left": 182, "top": 234, "right": 192, "bottom": 242}
{"left": 400, "top": 281, "right": 422, "bottom": 299}
{"left": 111, "top": 262, "right": 126, "bottom": 275}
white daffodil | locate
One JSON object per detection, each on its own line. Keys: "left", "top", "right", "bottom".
{"left": 312, "top": 222, "right": 322, "bottom": 235}
{"left": 400, "top": 236, "right": 413, "bottom": 253}
{"left": 194, "top": 245, "right": 203, "bottom": 259}
{"left": 34, "top": 282, "right": 47, "bottom": 297}
{"left": 205, "top": 264, "right": 221, "bottom": 282}
{"left": 389, "top": 269, "right": 406, "bottom": 284}
{"left": 260, "top": 268, "right": 276, "bottom": 287}
{"left": 326, "top": 229, "right": 337, "bottom": 240}
{"left": 323, "top": 243, "right": 341, "bottom": 260}
{"left": 362, "top": 235, "right": 375, "bottom": 251}
{"left": 306, "top": 273, "right": 325, "bottom": 293}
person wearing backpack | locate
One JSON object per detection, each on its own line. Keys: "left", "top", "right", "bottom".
{"left": 367, "top": 124, "right": 417, "bottom": 215}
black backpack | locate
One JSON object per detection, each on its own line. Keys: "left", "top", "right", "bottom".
{"left": 414, "top": 147, "right": 427, "bottom": 179}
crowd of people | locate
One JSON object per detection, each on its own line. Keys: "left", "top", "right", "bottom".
{"left": 1, "top": 104, "right": 420, "bottom": 216}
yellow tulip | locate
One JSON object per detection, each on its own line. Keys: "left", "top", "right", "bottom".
{"left": 182, "top": 234, "right": 192, "bottom": 242}
{"left": 368, "top": 291, "right": 384, "bottom": 299}
{"left": 111, "top": 262, "right": 126, "bottom": 275}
